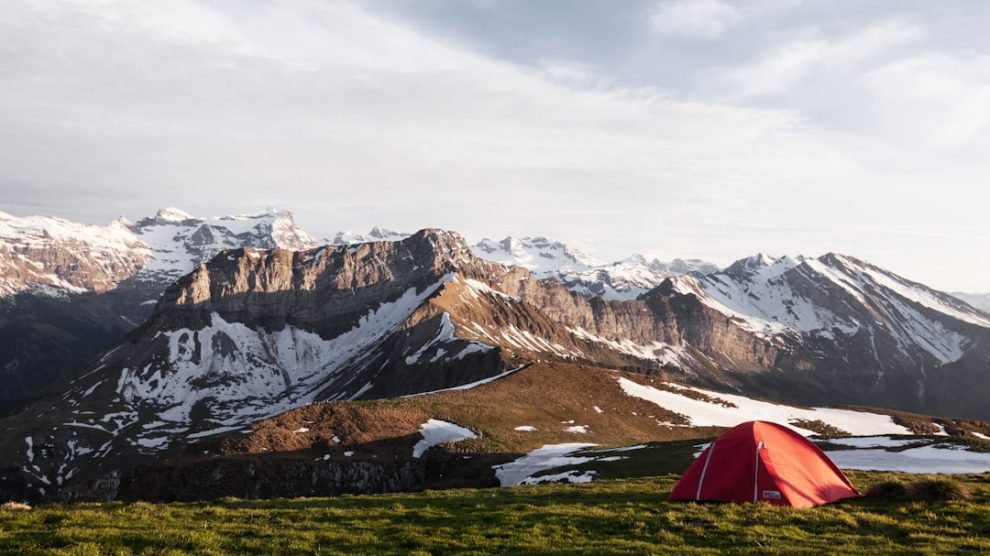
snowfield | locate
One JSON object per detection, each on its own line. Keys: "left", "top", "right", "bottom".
{"left": 617, "top": 377, "right": 912, "bottom": 436}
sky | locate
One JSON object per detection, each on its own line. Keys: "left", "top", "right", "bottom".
{"left": 1, "top": 0, "right": 989, "bottom": 292}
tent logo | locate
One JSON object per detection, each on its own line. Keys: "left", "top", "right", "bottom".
{"left": 762, "top": 490, "right": 782, "bottom": 500}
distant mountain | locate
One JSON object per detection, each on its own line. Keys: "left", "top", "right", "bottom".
{"left": 663, "top": 252, "right": 990, "bottom": 417}
{"left": 1, "top": 229, "right": 989, "bottom": 502}
{"left": 327, "top": 230, "right": 718, "bottom": 300}
{"left": 0, "top": 208, "right": 317, "bottom": 410}
{"left": 0, "top": 207, "right": 317, "bottom": 298}
{"left": 331, "top": 227, "right": 409, "bottom": 245}
{"left": 472, "top": 235, "right": 718, "bottom": 300}
{"left": 953, "top": 292, "right": 990, "bottom": 314}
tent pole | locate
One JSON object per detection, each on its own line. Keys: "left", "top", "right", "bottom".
{"left": 753, "top": 441, "right": 764, "bottom": 503}
{"left": 695, "top": 441, "right": 716, "bottom": 501}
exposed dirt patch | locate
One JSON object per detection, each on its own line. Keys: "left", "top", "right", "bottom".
{"left": 789, "top": 419, "right": 848, "bottom": 437}
{"left": 218, "top": 404, "right": 432, "bottom": 460}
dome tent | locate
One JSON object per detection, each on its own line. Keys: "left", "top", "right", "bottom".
{"left": 669, "top": 421, "right": 859, "bottom": 508}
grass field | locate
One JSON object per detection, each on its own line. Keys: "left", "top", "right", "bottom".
{"left": 2, "top": 470, "right": 989, "bottom": 555}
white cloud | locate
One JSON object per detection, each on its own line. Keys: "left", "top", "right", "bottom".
{"left": 650, "top": 0, "right": 740, "bottom": 39}
{"left": 537, "top": 59, "right": 614, "bottom": 88}
{"left": 726, "top": 21, "right": 924, "bottom": 96}
{"left": 860, "top": 53, "right": 990, "bottom": 150}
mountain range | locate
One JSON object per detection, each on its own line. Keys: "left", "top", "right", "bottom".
{"left": 0, "top": 207, "right": 988, "bottom": 502}
{"left": 0, "top": 209, "right": 719, "bottom": 410}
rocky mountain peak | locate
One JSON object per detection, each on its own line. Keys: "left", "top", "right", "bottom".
{"left": 472, "top": 235, "right": 601, "bottom": 271}
{"left": 152, "top": 207, "right": 195, "bottom": 223}
{"left": 665, "top": 258, "right": 720, "bottom": 274}
{"left": 724, "top": 252, "right": 805, "bottom": 278}
{"left": 155, "top": 227, "right": 477, "bottom": 319}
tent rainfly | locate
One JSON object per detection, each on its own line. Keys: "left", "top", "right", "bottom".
{"left": 669, "top": 420, "right": 859, "bottom": 508}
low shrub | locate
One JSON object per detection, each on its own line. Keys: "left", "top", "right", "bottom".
{"left": 865, "top": 480, "right": 907, "bottom": 498}
{"left": 907, "top": 479, "right": 970, "bottom": 501}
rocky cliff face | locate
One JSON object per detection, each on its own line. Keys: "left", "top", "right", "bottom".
{"left": 0, "top": 208, "right": 318, "bottom": 411}
{"left": 663, "top": 253, "right": 990, "bottom": 415}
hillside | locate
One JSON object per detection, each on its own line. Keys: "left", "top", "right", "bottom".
{"left": 34, "top": 362, "right": 990, "bottom": 502}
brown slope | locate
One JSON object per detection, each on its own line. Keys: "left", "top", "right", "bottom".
{"left": 216, "top": 362, "right": 708, "bottom": 459}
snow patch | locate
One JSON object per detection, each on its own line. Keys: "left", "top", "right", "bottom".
{"left": 569, "top": 327, "right": 691, "bottom": 367}
{"left": 520, "top": 470, "right": 597, "bottom": 485}
{"left": 826, "top": 444, "right": 990, "bottom": 473}
{"left": 617, "top": 377, "right": 912, "bottom": 436}
{"left": 412, "top": 419, "right": 476, "bottom": 458}
{"left": 406, "top": 365, "right": 525, "bottom": 397}
{"left": 493, "top": 443, "right": 598, "bottom": 486}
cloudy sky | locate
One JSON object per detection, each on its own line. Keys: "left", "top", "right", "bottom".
{"left": 2, "top": 0, "right": 989, "bottom": 291}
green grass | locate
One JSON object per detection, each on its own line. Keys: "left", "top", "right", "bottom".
{"left": 2, "top": 472, "right": 989, "bottom": 555}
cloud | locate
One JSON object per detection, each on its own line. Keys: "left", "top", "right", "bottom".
{"left": 0, "top": 0, "right": 857, "bottom": 243}
{"left": 650, "top": 0, "right": 740, "bottom": 39}
{"left": 860, "top": 53, "right": 990, "bottom": 150}
{"left": 725, "top": 21, "right": 924, "bottom": 96}
{"left": 721, "top": 19, "right": 990, "bottom": 152}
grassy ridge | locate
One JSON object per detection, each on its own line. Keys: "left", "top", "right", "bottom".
{"left": 2, "top": 472, "right": 989, "bottom": 555}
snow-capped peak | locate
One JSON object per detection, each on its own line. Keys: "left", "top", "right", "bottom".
{"left": 668, "top": 250, "right": 990, "bottom": 367}
{"left": 472, "top": 235, "right": 603, "bottom": 273}
{"left": 0, "top": 208, "right": 319, "bottom": 297}
{"left": 666, "top": 258, "right": 721, "bottom": 274}
{"left": 153, "top": 207, "right": 195, "bottom": 222}
{"left": 332, "top": 227, "right": 410, "bottom": 244}
{"left": 470, "top": 235, "right": 717, "bottom": 301}
{"left": 133, "top": 209, "right": 319, "bottom": 279}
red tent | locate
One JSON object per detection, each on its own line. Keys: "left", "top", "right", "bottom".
{"left": 669, "top": 421, "right": 859, "bottom": 508}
